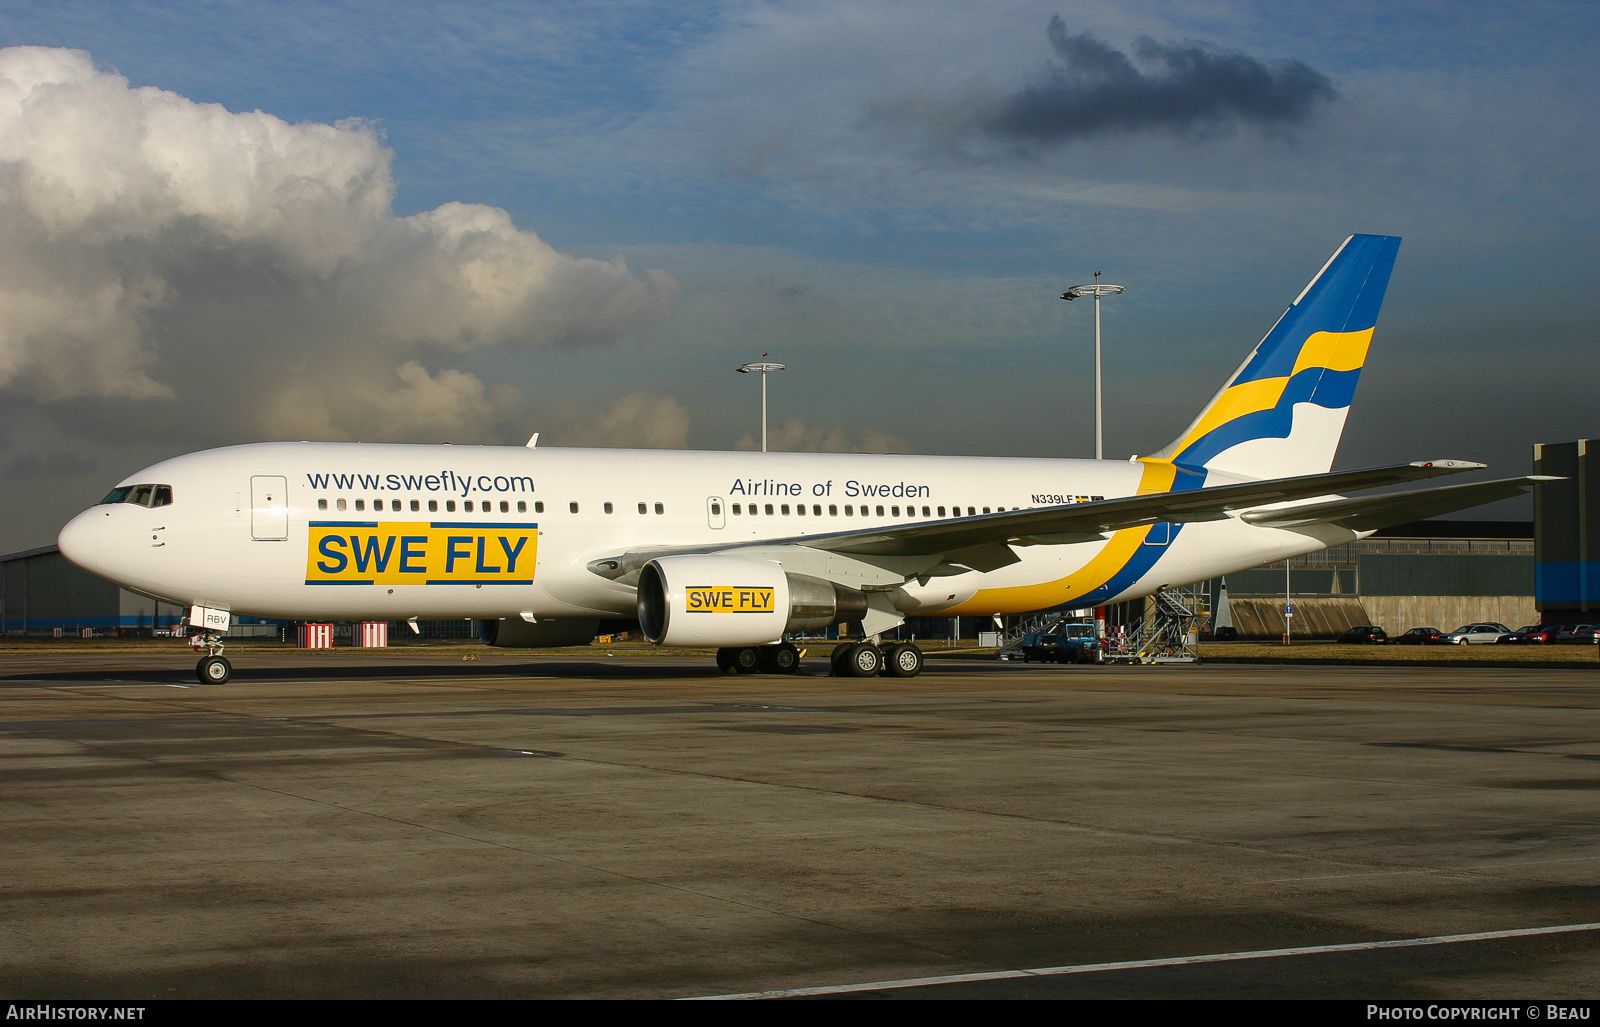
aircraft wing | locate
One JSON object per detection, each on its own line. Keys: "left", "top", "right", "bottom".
{"left": 1238, "top": 475, "right": 1557, "bottom": 531}
{"left": 802, "top": 459, "right": 1485, "bottom": 557}
{"left": 587, "top": 459, "right": 1496, "bottom": 583}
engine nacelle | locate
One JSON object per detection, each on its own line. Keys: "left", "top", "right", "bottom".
{"left": 477, "top": 618, "right": 599, "bottom": 648}
{"left": 636, "top": 555, "right": 868, "bottom": 646}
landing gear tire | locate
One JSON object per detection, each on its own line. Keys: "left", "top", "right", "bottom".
{"left": 829, "top": 644, "right": 853, "bottom": 677}
{"left": 841, "top": 642, "right": 883, "bottom": 678}
{"left": 761, "top": 642, "right": 801, "bottom": 674}
{"left": 716, "top": 648, "right": 741, "bottom": 674}
{"left": 730, "top": 646, "right": 762, "bottom": 673}
{"left": 883, "top": 642, "right": 923, "bottom": 678}
{"left": 196, "top": 655, "right": 231, "bottom": 685}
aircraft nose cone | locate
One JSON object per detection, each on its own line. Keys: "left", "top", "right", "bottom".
{"left": 57, "top": 507, "right": 104, "bottom": 572}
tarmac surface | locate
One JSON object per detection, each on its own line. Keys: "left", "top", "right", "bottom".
{"left": 2, "top": 647, "right": 1598, "bottom": 999}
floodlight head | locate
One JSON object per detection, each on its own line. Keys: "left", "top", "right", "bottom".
{"left": 1062, "top": 284, "right": 1126, "bottom": 301}
{"left": 738, "top": 362, "right": 786, "bottom": 373}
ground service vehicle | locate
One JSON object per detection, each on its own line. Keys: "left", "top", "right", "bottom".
{"left": 1020, "top": 624, "right": 1101, "bottom": 663}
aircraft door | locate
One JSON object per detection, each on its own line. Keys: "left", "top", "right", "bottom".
{"left": 707, "top": 496, "right": 725, "bottom": 529}
{"left": 251, "top": 476, "right": 289, "bottom": 541}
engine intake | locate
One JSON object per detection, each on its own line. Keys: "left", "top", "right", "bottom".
{"left": 636, "top": 555, "right": 868, "bottom": 646}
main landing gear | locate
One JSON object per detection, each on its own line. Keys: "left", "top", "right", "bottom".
{"left": 830, "top": 641, "right": 923, "bottom": 678}
{"left": 714, "top": 640, "right": 927, "bottom": 678}
{"left": 191, "top": 632, "right": 231, "bottom": 685}
{"left": 716, "top": 642, "right": 802, "bottom": 675}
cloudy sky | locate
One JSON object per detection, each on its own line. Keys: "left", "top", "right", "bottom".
{"left": 0, "top": 0, "right": 1595, "bottom": 551}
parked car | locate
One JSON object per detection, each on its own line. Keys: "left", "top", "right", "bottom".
{"left": 1336, "top": 626, "right": 1388, "bottom": 644}
{"left": 1500, "top": 624, "right": 1570, "bottom": 644}
{"left": 1442, "top": 623, "right": 1514, "bottom": 645}
{"left": 1392, "top": 627, "right": 1445, "bottom": 645}
{"left": 1571, "top": 625, "right": 1600, "bottom": 645}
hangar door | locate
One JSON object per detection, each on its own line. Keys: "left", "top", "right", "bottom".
{"left": 251, "top": 476, "right": 288, "bottom": 541}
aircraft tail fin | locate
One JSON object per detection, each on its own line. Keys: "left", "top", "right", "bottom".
{"left": 1149, "top": 234, "right": 1401, "bottom": 480}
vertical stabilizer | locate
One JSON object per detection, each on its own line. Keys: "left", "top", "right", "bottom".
{"left": 1149, "top": 234, "right": 1401, "bottom": 480}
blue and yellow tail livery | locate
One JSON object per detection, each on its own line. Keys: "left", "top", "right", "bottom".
{"left": 1152, "top": 234, "right": 1401, "bottom": 480}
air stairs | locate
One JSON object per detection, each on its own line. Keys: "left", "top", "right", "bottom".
{"left": 1104, "top": 584, "right": 1211, "bottom": 664}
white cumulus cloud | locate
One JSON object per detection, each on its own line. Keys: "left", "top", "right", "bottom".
{"left": 0, "top": 46, "right": 677, "bottom": 441}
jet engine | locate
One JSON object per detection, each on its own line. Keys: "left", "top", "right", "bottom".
{"left": 636, "top": 554, "right": 868, "bottom": 646}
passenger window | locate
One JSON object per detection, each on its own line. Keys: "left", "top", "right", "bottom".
{"left": 813, "top": 505, "right": 821, "bottom": 516}
{"left": 968, "top": 507, "right": 976, "bottom": 516}
{"left": 411, "top": 500, "right": 420, "bottom": 512}
{"left": 428, "top": 500, "right": 438, "bottom": 512}
{"left": 569, "top": 502, "right": 579, "bottom": 513}
{"left": 655, "top": 503, "right": 664, "bottom": 515}
{"left": 604, "top": 502, "right": 613, "bottom": 514}
{"left": 638, "top": 502, "right": 647, "bottom": 514}
{"left": 336, "top": 499, "right": 347, "bottom": 511}
{"left": 765, "top": 504, "right": 774, "bottom": 515}
{"left": 844, "top": 505, "right": 853, "bottom": 515}
{"left": 937, "top": 506, "right": 945, "bottom": 516}
{"left": 732, "top": 504, "right": 742, "bottom": 515}
{"left": 781, "top": 504, "right": 790, "bottom": 515}
{"left": 711, "top": 503, "right": 721, "bottom": 515}
{"left": 464, "top": 501, "right": 473, "bottom": 512}
{"left": 318, "top": 499, "right": 328, "bottom": 511}
{"left": 829, "top": 505, "right": 837, "bottom": 516}
{"left": 517, "top": 501, "right": 526, "bottom": 513}
{"left": 500, "top": 501, "right": 509, "bottom": 513}
{"left": 796, "top": 504, "right": 806, "bottom": 516}
{"left": 355, "top": 499, "right": 365, "bottom": 511}
{"left": 875, "top": 505, "right": 884, "bottom": 516}
{"left": 922, "top": 506, "right": 930, "bottom": 516}
{"left": 983, "top": 507, "right": 991, "bottom": 514}
{"left": 445, "top": 500, "right": 455, "bottom": 512}
{"left": 892, "top": 506, "right": 900, "bottom": 517}
{"left": 534, "top": 501, "right": 543, "bottom": 513}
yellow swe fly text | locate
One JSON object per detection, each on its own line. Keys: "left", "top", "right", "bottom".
{"left": 305, "top": 521, "right": 537, "bottom": 585}
{"left": 685, "top": 586, "right": 775, "bottom": 613}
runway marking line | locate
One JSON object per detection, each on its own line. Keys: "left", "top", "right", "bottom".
{"left": 689, "top": 921, "right": 1600, "bottom": 1000}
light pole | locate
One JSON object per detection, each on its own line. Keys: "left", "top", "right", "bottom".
{"left": 1062, "top": 273, "right": 1125, "bottom": 461}
{"left": 737, "top": 360, "right": 785, "bottom": 452}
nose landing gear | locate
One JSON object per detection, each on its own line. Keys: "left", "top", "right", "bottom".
{"left": 191, "top": 633, "right": 231, "bottom": 684}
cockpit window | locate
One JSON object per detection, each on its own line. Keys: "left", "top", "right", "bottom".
{"left": 99, "top": 483, "right": 174, "bottom": 507}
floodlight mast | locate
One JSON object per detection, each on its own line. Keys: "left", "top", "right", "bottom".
{"left": 1061, "top": 276, "right": 1125, "bottom": 460}
{"left": 737, "top": 361, "right": 785, "bottom": 453}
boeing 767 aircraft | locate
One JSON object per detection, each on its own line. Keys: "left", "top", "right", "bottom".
{"left": 57, "top": 235, "right": 1547, "bottom": 683}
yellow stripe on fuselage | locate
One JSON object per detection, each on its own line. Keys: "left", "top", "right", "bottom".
{"left": 942, "top": 460, "right": 1177, "bottom": 616}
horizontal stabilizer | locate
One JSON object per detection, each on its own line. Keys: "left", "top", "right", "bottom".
{"left": 1239, "top": 476, "right": 1558, "bottom": 531}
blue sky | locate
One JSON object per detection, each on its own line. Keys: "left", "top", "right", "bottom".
{"left": 0, "top": 1, "right": 1595, "bottom": 549}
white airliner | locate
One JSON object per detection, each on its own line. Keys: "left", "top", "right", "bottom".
{"left": 58, "top": 235, "right": 1545, "bottom": 684}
